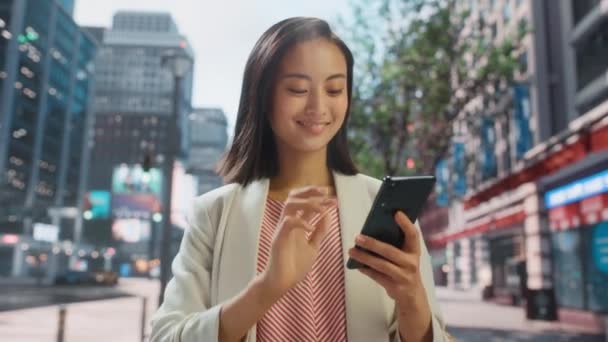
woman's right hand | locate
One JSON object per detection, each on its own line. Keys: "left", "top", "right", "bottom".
{"left": 260, "top": 186, "right": 334, "bottom": 297}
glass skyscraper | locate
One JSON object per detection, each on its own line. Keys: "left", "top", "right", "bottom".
{"left": 0, "top": 0, "right": 96, "bottom": 279}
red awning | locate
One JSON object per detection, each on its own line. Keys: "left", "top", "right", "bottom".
{"left": 428, "top": 210, "right": 526, "bottom": 248}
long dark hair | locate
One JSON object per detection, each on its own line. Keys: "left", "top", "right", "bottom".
{"left": 217, "top": 17, "right": 358, "bottom": 186}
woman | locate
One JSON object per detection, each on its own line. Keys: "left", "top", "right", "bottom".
{"left": 151, "top": 17, "right": 449, "bottom": 342}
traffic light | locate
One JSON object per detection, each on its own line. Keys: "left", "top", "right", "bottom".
{"left": 142, "top": 154, "right": 152, "bottom": 172}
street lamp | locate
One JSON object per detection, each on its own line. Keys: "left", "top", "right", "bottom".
{"left": 158, "top": 47, "right": 193, "bottom": 307}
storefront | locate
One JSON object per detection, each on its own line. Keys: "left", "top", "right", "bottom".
{"left": 487, "top": 228, "right": 526, "bottom": 304}
{"left": 430, "top": 186, "right": 532, "bottom": 296}
{"left": 543, "top": 166, "right": 608, "bottom": 320}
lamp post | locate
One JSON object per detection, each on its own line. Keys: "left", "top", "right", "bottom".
{"left": 158, "top": 48, "right": 192, "bottom": 306}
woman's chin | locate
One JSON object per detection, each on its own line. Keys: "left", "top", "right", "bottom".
{"left": 285, "top": 140, "right": 331, "bottom": 154}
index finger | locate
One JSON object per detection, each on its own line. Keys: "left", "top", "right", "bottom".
{"left": 395, "top": 211, "right": 420, "bottom": 256}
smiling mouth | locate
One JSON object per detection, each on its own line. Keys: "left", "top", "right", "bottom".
{"left": 295, "top": 120, "right": 331, "bottom": 127}
{"left": 295, "top": 120, "right": 331, "bottom": 134}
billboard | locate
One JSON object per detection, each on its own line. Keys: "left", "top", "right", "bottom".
{"left": 112, "top": 193, "right": 161, "bottom": 220}
{"left": 84, "top": 190, "right": 111, "bottom": 219}
{"left": 111, "top": 164, "right": 163, "bottom": 219}
{"left": 112, "top": 164, "right": 162, "bottom": 196}
{"left": 112, "top": 219, "right": 151, "bottom": 243}
{"left": 171, "top": 161, "right": 198, "bottom": 229}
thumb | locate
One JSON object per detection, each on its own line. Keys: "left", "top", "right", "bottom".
{"left": 309, "top": 209, "right": 332, "bottom": 248}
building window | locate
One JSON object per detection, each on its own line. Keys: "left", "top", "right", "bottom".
{"left": 572, "top": 0, "right": 602, "bottom": 25}
{"left": 575, "top": 21, "right": 608, "bottom": 92}
{"left": 552, "top": 230, "right": 585, "bottom": 309}
{"left": 518, "top": 17, "right": 528, "bottom": 37}
{"left": 518, "top": 50, "right": 528, "bottom": 74}
{"left": 552, "top": 222, "right": 608, "bottom": 312}
{"left": 503, "top": 0, "right": 511, "bottom": 23}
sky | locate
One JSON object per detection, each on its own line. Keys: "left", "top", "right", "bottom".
{"left": 74, "top": 0, "right": 352, "bottom": 135}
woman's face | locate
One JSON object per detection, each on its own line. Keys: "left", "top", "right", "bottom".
{"left": 269, "top": 38, "right": 348, "bottom": 154}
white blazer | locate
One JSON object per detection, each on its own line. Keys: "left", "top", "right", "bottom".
{"left": 150, "top": 171, "right": 448, "bottom": 342}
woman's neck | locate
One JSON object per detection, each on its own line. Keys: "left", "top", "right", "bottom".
{"left": 269, "top": 147, "right": 334, "bottom": 199}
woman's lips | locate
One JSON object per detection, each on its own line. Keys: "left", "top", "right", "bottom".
{"left": 295, "top": 120, "right": 330, "bottom": 134}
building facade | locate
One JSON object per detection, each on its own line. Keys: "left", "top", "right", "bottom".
{"left": 425, "top": 0, "right": 608, "bottom": 330}
{"left": 187, "top": 107, "right": 228, "bottom": 195}
{"left": 84, "top": 11, "right": 195, "bottom": 276}
{"left": 0, "top": 0, "right": 97, "bottom": 282}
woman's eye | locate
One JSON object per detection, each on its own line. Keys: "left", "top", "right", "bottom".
{"left": 327, "top": 89, "right": 344, "bottom": 96}
{"left": 288, "top": 88, "right": 307, "bottom": 94}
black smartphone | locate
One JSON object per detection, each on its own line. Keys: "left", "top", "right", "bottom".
{"left": 346, "top": 175, "right": 436, "bottom": 269}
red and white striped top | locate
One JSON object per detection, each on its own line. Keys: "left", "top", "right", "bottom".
{"left": 256, "top": 197, "right": 348, "bottom": 342}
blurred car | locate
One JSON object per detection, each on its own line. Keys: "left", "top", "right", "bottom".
{"left": 54, "top": 270, "right": 118, "bottom": 286}
{"left": 92, "top": 270, "right": 119, "bottom": 286}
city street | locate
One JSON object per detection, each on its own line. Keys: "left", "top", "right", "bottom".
{"left": 0, "top": 278, "right": 159, "bottom": 342}
{"left": 0, "top": 283, "right": 132, "bottom": 312}
{"left": 439, "top": 287, "right": 607, "bottom": 342}
{"left": 0, "top": 279, "right": 606, "bottom": 341}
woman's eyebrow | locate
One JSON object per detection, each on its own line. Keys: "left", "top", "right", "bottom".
{"left": 281, "top": 73, "right": 346, "bottom": 81}
{"left": 326, "top": 74, "right": 346, "bottom": 81}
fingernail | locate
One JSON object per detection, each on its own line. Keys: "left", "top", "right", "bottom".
{"left": 355, "top": 235, "right": 365, "bottom": 244}
{"left": 396, "top": 211, "right": 407, "bottom": 221}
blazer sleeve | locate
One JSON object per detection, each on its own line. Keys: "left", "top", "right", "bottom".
{"left": 149, "top": 199, "right": 223, "bottom": 342}
{"left": 389, "top": 222, "right": 451, "bottom": 342}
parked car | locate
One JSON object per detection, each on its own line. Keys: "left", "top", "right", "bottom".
{"left": 92, "top": 270, "right": 119, "bottom": 286}
{"left": 54, "top": 270, "right": 118, "bottom": 286}
{"left": 54, "top": 270, "right": 94, "bottom": 285}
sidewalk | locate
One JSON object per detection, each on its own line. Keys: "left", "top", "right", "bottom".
{"left": 0, "top": 278, "right": 159, "bottom": 342}
{"left": 438, "top": 286, "right": 607, "bottom": 341}
{"left": 1, "top": 281, "right": 604, "bottom": 341}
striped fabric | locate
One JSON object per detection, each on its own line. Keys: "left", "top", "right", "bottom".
{"left": 256, "top": 197, "right": 348, "bottom": 342}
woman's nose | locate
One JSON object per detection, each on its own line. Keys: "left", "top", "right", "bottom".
{"left": 305, "top": 88, "right": 326, "bottom": 116}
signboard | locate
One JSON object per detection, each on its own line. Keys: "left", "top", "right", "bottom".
{"left": 545, "top": 169, "right": 608, "bottom": 209}
{"left": 111, "top": 164, "right": 163, "bottom": 219}
{"left": 112, "top": 219, "right": 151, "bottom": 243}
{"left": 514, "top": 84, "right": 533, "bottom": 159}
{"left": 112, "top": 164, "right": 162, "bottom": 197}
{"left": 85, "top": 191, "right": 111, "bottom": 219}
{"left": 33, "top": 223, "right": 59, "bottom": 243}
{"left": 112, "top": 193, "right": 161, "bottom": 220}
{"left": 171, "top": 161, "right": 198, "bottom": 229}
{"left": 592, "top": 222, "right": 608, "bottom": 274}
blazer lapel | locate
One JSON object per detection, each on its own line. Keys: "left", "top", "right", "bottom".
{"left": 334, "top": 171, "right": 392, "bottom": 342}
{"left": 216, "top": 178, "right": 269, "bottom": 305}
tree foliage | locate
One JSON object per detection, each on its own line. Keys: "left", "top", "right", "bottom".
{"left": 341, "top": 0, "right": 526, "bottom": 179}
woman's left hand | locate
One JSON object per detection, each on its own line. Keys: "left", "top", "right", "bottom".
{"left": 347, "top": 211, "right": 433, "bottom": 342}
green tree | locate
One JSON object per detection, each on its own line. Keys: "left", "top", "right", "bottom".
{"left": 341, "top": 0, "right": 526, "bottom": 180}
